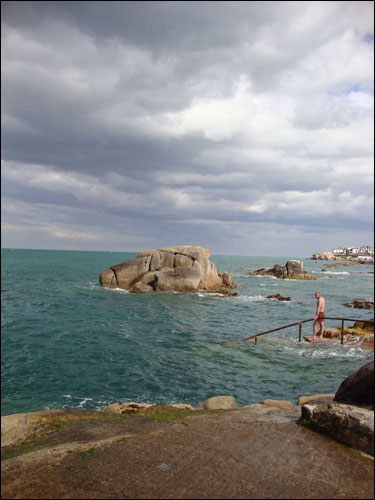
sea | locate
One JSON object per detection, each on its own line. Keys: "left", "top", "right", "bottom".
{"left": 1, "top": 248, "right": 374, "bottom": 417}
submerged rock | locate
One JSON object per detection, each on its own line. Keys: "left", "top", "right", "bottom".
{"left": 266, "top": 294, "right": 291, "bottom": 301}
{"left": 99, "top": 246, "right": 238, "bottom": 294}
{"left": 247, "top": 260, "right": 316, "bottom": 280}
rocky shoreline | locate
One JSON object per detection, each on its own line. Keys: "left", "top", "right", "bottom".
{"left": 2, "top": 362, "right": 373, "bottom": 499}
{"left": 2, "top": 362, "right": 373, "bottom": 453}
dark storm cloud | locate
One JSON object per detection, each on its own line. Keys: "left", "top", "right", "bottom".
{"left": 1, "top": 1, "right": 374, "bottom": 254}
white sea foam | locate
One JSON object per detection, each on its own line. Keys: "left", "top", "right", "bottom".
{"left": 77, "top": 397, "right": 94, "bottom": 408}
{"left": 282, "top": 343, "right": 370, "bottom": 360}
{"left": 88, "top": 282, "right": 129, "bottom": 293}
{"left": 318, "top": 271, "right": 350, "bottom": 275}
{"left": 311, "top": 270, "right": 350, "bottom": 275}
{"left": 59, "top": 396, "right": 118, "bottom": 411}
{"left": 237, "top": 294, "right": 268, "bottom": 302}
{"left": 197, "top": 292, "right": 225, "bottom": 298}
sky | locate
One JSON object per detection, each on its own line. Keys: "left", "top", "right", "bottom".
{"left": 1, "top": 1, "right": 374, "bottom": 257}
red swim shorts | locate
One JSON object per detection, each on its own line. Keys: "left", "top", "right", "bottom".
{"left": 317, "top": 312, "right": 325, "bottom": 320}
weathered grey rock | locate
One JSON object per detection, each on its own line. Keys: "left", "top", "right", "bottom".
{"left": 299, "top": 402, "right": 374, "bottom": 456}
{"left": 286, "top": 260, "right": 303, "bottom": 275}
{"left": 130, "top": 282, "right": 154, "bottom": 294}
{"left": 334, "top": 361, "right": 374, "bottom": 409}
{"left": 344, "top": 298, "right": 374, "bottom": 310}
{"left": 104, "top": 255, "right": 152, "bottom": 290}
{"left": 266, "top": 294, "right": 291, "bottom": 301}
{"left": 100, "top": 246, "right": 238, "bottom": 294}
{"left": 155, "top": 266, "right": 202, "bottom": 292}
{"left": 218, "top": 271, "right": 237, "bottom": 288}
{"left": 197, "top": 396, "right": 238, "bottom": 410}
{"left": 247, "top": 260, "right": 316, "bottom": 280}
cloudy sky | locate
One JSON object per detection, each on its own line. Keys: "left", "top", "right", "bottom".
{"left": 1, "top": 1, "right": 374, "bottom": 256}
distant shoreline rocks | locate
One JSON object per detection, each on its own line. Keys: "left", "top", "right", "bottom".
{"left": 99, "top": 246, "right": 238, "bottom": 295}
{"left": 312, "top": 251, "right": 336, "bottom": 260}
{"left": 246, "top": 260, "right": 316, "bottom": 280}
{"left": 311, "top": 252, "right": 374, "bottom": 264}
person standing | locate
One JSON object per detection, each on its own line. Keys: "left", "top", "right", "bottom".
{"left": 313, "top": 291, "right": 325, "bottom": 341}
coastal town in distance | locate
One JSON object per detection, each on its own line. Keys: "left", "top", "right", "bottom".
{"left": 312, "top": 245, "right": 374, "bottom": 262}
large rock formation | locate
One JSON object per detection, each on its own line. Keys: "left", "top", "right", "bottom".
{"left": 299, "top": 402, "right": 374, "bottom": 456}
{"left": 299, "top": 361, "right": 375, "bottom": 455}
{"left": 334, "top": 361, "right": 374, "bottom": 409}
{"left": 99, "top": 246, "right": 238, "bottom": 294}
{"left": 247, "top": 260, "right": 316, "bottom": 280}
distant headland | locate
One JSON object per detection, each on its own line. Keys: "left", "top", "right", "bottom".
{"left": 311, "top": 245, "right": 374, "bottom": 263}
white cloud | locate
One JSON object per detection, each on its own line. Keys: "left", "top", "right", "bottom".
{"left": 1, "top": 1, "right": 373, "bottom": 254}
{"left": 2, "top": 161, "right": 142, "bottom": 210}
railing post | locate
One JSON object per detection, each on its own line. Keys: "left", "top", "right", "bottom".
{"left": 243, "top": 317, "right": 370, "bottom": 344}
{"left": 341, "top": 319, "right": 345, "bottom": 344}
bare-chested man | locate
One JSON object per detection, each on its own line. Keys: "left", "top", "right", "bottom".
{"left": 313, "top": 291, "right": 325, "bottom": 341}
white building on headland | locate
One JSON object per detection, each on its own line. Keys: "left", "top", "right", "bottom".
{"left": 332, "top": 245, "right": 374, "bottom": 258}
{"left": 359, "top": 255, "right": 373, "bottom": 261}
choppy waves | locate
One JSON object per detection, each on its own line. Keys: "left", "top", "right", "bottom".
{"left": 2, "top": 249, "right": 373, "bottom": 416}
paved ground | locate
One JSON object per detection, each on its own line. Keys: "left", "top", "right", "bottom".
{"left": 1, "top": 404, "right": 374, "bottom": 499}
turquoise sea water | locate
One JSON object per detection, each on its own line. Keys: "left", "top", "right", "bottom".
{"left": 1, "top": 248, "right": 374, "bottom": 417}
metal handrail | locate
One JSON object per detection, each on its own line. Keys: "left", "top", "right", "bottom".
{"left": 242, "top": 317, "right": 374, "bottom": 345}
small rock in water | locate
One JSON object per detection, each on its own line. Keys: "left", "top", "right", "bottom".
{"left": 266, "top": 294, "right": 291, "bottom": 301}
